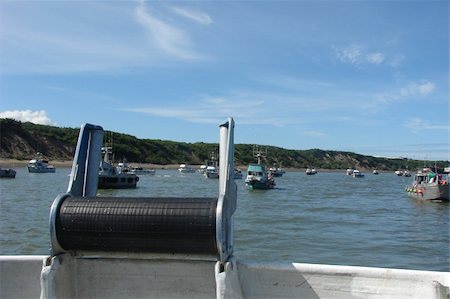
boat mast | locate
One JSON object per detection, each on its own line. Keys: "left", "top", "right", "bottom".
{"left": 253, "top": 145, "right": 266, "bottom": 165}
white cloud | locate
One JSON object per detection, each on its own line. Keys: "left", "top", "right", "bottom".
{"left": 300, "top": 130, "right": 327, "bottom": 138}
{"left": 335, "top": 44, "right": 365, "bottom": 65}
{"left": 171, "top": 6, "right": 212, "bottom": 25}
{"left": 334, "top": 44, "right": 387, "bottom": 66}
{"left": 0, "top": 110, "right": 55, "bottom": 125}
{"left": 404, "top": 118, "right": 449, "bottom": 132}
{"left": 377, "top": 80, "right": 435, "bottom": 104}
{"left": 135, "top": 1, "right": 203, "bottom": 60}
{"left": 366, "top": 52, "right": 385, "bottom": 64}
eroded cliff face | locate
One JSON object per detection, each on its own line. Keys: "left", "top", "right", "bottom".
{"left": 0, "top": 119, "right": 76, "bottom": 160}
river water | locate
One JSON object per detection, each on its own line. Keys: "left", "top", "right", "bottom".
{"left": 1, "top": 167, "right": 448, "bottom": 272}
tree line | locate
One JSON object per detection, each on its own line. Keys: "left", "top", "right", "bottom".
{"left": 1, "top": 118, "right": 447, "bottom": 171}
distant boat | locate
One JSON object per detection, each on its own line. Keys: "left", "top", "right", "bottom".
{"left": 395, "top": 170, "right": 403, "bottom": 176}
{"left": 305, "top": 168, "right": 317, "bottom": 175}
{"left": 403, "top": 170, "right": 411, "bottom": 177}
{"left": 178, "top": 163, "right": 195, "bottom": 173}
{"left": 373, "top": 170, "right": 379, "bottom": 175}
{"left": 245, "top": 148, "right": 275, "bottom": 190}
{"left": 129, "top": 166, "right": 155, "bottom": 175}
{"left": 205, "top": 165, "right": 219, "bottom": 179}
{"left": 204, "top": 151, "right": 219, "bottom": 179}
{"left": 98, "top": 146, "right": 139, "bottom": 189}
{"left": 245, "top": 164, "right": 276, "bottom": 190}
{"left": 405, "top": 168, "right": 449, "bottom": 201}
{"left": 268, "top": 165, "right": 285, "bottom": 177}
{"left": 27, "top": 153, "right": 55, "bottom": 173}
{"left": 198, "top": 165, "right": 207, "bottom": 174}
{"left": 0, "top": 167, "right": 16, "bottom": 178}
{"left": 234, "top": 168, "right": 243, "bottom": 179}
{"left": 352, "top": 170, "right": 365, "bottom": 178}
{"left": 346, "top": 168, "right": 353, "bottom": 175}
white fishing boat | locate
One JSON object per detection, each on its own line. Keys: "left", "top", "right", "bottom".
{"left": 198, "top": 164, "right": 207, "bottom": 174}
{"left": 129, "top": 166, "right": 156, "bottom": 175}
{"left": 268, "top": 165, "right": 285, "bottom": 177}
{"left": 346, "top": 168, "right": 353, "bottom": 175}
{"left": 305, "top": 168, "right": 317, "bottom": 175}
{"left": 205, "top": 152, "right": 220, "bottom": 179}
{"left": 0, "top": 167, "right": 16, "bottom": 178}
{"left": 178, "top": 163, "right": 195, "bottom": 173}
{"left": 205, "top": 165, "right": 219, "bottom": 179}
{"left": 395, "top": 170, "right": 403, "bottom": 176}
{"left": 405, "top": 168, "right": 449, "bottom": 201}
{"left": 1, "top": 121, "right": 449, "bottom": 299}
{"left": 27, "top": 153, "right": 55, "bottom": 173}
{"left": 352, "top": 169, "right": 365, "bottom": 178}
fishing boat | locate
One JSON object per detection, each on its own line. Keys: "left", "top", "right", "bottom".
{"left": 346, "top": 168, "right": 353, "bottom": 175}
{"left": 1, "top": 121, "right": 449, "bottom": 299}
{"left": 98, "top": 146, "right": 139, "bottom": 189}
{"left": 305, "top": 168, "right": 317, "bottom": 175}
{"left": 352, "top": 169, "right": 364, "bottom": 178}
{"left": 405, "top": 168, "right": 449, "bottom": 201}
{"left": 373, "top": 169, "right": 379, "bottom": 175}
{"left": 205, "top": 165, "right": 219, "bottom": 179}
{"left": 27, "top": 153, "right": 55, "bottom": 173}
{"left": 129, "top": 166, "right": 156, "bottom": 175}
{"left": 0, "top": 167, "right": 16, "bottom": 178}
{"left": 268, "top": 164, "right": 285, "bottom": 177}
{"left": 205, "top": 152, "right": 220, "bottom": 179}
{"left": 245, "top": 148, "right": 275, "bottom": 190}
{"left": 395, "top": 170, "right": 403, "bottom": 176}
{"left": 178, "top": 163, "right": 195, "bottom": 173}
{"left": 198, "top": 164, "right": 207, "bottom": 174}
{"left": 234, "top": 168, "right": 243, "bottom": 179}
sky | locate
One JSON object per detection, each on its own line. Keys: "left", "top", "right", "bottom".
{"left": 0, "top": 0, "right": 448, "bottom": 161}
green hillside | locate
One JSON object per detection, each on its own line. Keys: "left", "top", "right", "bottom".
{"left": 0, "top": 118, "right": 447, "bottom": 171}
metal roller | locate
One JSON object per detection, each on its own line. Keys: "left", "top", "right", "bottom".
{"left": 52, "top": 196, "right": 217, "bottom": 254}
{"left": 49, "top": 119, "right": 236, "bottom": 264}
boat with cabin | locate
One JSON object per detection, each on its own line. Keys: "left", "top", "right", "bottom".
{"left": 405, "top": 167, "right": 449, "bottom": 201}
{"left": 245, "top": 148, "right": 275, "bottom": 190}
{"left": 373, "top": 169, "right": 379, "bottom": 175}
{"left": 0, "top": 167, "right": 16, "bottom": 178}
{"left": 1, "top": 120, "right": 449, "bottom": 299}
{"left": 204, "top": 151, "right": 220, "bottom": 179}
{"left": 129, "top": 166, "right": 156, "bottom": 175}
{"left": 98, "top": 146, "right": 139, "bottom": 189}
{"left": 305, "top": 168, "right": 317, "bottom": 175}
{"left": 352, "top": 169, "right": 365, "bottom": 178}
{"left": 234, "top": 168, "right": 243, "bottom": 179}
{"left": 178, "top": 163, "right": 195, "bottom": 173}
{"left": 268, "top": 164, "right": 285, "bottom": 177}
{"left": 27, "top": 153, "right": 55, "bottom": 173}
{"left": 205, "top": 165, "right": 219, "bottom": 179}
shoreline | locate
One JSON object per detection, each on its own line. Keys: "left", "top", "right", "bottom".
{"left": 0, "top": 158, "right": 389, "bottom": 173}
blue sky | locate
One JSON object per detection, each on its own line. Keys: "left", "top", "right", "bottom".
{"left": 0, "top": 1, "right": 448, "bottom": 161}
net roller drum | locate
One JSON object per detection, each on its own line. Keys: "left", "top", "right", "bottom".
{"left": 51, "top": 195, "right": 218, "bottom": 255}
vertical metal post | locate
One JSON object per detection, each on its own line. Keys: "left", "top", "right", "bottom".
{"left": 67, "top": 124, "right": 104, "bottom": 197}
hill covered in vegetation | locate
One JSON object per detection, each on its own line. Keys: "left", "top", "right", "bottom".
{"left": 0, "top": 118, "right": 447, "bottom": 171}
